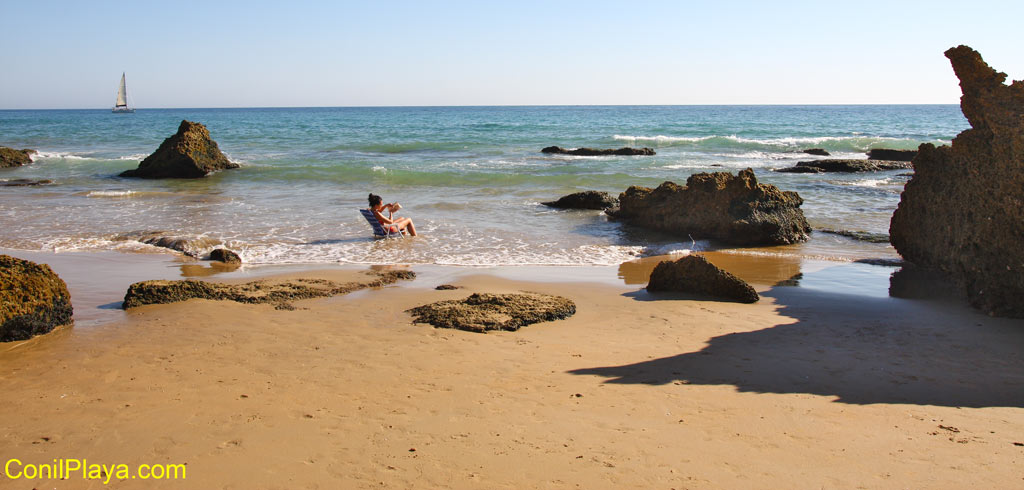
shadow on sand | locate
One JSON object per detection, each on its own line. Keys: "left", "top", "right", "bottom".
{"left": 570, "top": 285, "right": 1024, "bottom": 408}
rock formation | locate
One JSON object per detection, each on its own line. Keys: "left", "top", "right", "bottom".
{"left": 890, "top": 46, "right": 1024, "bottom": 318}
{"left": 120, "top": 120, "right": 238, "bottom": 178}
{"left": 608, "top": 168, "right": 810, "bottom": 245}
{"left": 406, "top": 292, "right": 576, "bottom": 333}
{"left": 803, "top": 148, "right": 830, "bottom": 156}
{"left": 0, "top": 147, "right": 37, "bottom": 168}
{"left": 122, "top": 270, "right": 415, "bottom": 310}
{"left": 541, "top": 146, "right": 655, "bottom": 156}
{"left": 646, "top": 254, "right": 759, "bottom": 303}
{"left": 208, "top": 248, "right": 242, "bottom": 264}
{"left": 867, "top": 149, "right": 917, "bottom": 161}
{"left": 1, "top": 255, "right": 73, "bottom": 342}
{"left": 775, "top": 159, "right": 911, "bottom": 173}
{"left": 541, "top": 190, "right": 619, "bottom": 210}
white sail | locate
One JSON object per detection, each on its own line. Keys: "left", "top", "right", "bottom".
{"left": 116, "top": 73, "right": 128, "bottom": 107}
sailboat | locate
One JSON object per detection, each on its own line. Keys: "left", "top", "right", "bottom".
{"left": 112, "top": 72, "right": 135, "bottom": 113}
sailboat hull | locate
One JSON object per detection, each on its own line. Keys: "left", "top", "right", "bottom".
{"left": 112, "top": 107, "right": 135, "bottom": 113}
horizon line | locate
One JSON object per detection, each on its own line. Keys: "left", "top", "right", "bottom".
{"left": 0, "top": 102, "right": 963, "bottom": 111}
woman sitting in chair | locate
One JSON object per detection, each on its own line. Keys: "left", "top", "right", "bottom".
{"left": 368, "top": 193, "right": 418, "bottom": 236}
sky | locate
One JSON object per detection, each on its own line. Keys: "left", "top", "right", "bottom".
{"left": 1, "top": 0, "right": 1022, "bottom": 109}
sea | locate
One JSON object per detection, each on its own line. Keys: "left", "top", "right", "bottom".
{"left": 0, "top": 105, "right": 967, "bottom": 268}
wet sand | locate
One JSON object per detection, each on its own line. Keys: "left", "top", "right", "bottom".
{"left": 1, "top": 249, "right": 1023, "bottom": 488}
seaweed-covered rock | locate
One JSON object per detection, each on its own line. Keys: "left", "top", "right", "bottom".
{"left": 122, "top": 270, "right": 415, "bottom": 309}
{"left": 867, "top": 149, "right": 917, "bottom": 161}
{"left": 541, "top": 190, "right": 619, "bottom": 210}
{"left": 120, "top": 120, "right": 238, "bottom": 178}
{"left": 406, "top": 292, "right": 576, "bottom": 333}
{"left": 608, "top": 168, "right": 809, "bottom": 245}
{"left": 775, "top": 159, "right": 911, "bottom": 173}
{"left": 890, "top": 46, "right": 1024, "bottom": 318}
{"left": 1, "top": 255, "right": 73, "bottom": 341}
{"left": 803, "top": 148, "right": 830, "bottom": 156}
{"left": 0, "top": 147, "right": 37, "bottom": 168}
{"left": 646, "top": 254, "right": 759, "bottom": 303}
{"left": 541, "top": 146, "right": 655, "bottom": 156}
{"left": 208, "top": 248, "right": 242, "bottom": 264}
{"left": 114, "top": 230, "right": 223, "bottom": 258}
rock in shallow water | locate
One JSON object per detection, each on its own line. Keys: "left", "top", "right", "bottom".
{"left": 867, "top": 149, "right": 917, "bottom": 161}
{"left": 120, "top": 120, "right": 238, "bottom": 178}
{"left": 608, "top": 168, "right": 810, "bottom": 246}
{"left": 541, "top": 146, "right": 655, "bottom": 156}
{"left": 774, "top": 159, "right": 911, "bottom": 173}
{"left": 208, "top": 248, "right": 242, "bottom": 264}
{"left": 890, "top": 45, "right": 1024, "bottom": 318}
{"left": 541, "top": 190, "right": 619, "bottom": 210}
{"left": 406, "top": 292, "right": 576, "bottom": 333}
{"left": 0, "top": 147, "right": 36, "bottom": 168}
{"left": 1, "top": 255, "right": 73, "bottom": 342}
{"left": 646, "top": 254, "right": 759, "bottom": 303}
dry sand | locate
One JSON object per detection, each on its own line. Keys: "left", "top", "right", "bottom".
{"left": 1, "top": 250, "right": 1023, "bottom": 489}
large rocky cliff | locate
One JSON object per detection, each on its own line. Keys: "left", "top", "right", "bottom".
{"left": 890, "top": 46, "right": 1024, "bottom": 317}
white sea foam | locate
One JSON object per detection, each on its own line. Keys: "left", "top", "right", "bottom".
{"left": 118, "top": 153, "right": 148, "bottom": 161}
{"left": 613, "top": 135, "right": 713, "bottom": 143}
{"left": 372, "top": 166, "right": 389, "bottom": 173}
{"left": 87, "top": 190, "right": 137, "bottom": 198}
{"left": 33, "top": 151, "right": 91, "bottom": 161}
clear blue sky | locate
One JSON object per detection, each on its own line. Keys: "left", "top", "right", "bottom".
{"left": 1, "top": 0, "right": 1021, "bottom": 109}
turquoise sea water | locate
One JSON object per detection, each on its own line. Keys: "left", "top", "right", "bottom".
{"left": 0, "top": 105, "right": 967, "bottom": 266}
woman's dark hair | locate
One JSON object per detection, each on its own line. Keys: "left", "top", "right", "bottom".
{"left": 368, "top": 193, "right": 382, "bottom": 207}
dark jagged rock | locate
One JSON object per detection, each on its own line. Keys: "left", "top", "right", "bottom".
{"left": 608, "top": 168, "right": 810, "bottom": 245}
{"left": 407, "top": 292, "right": 575, "bottom": 333}
{"left": 1, "top": 178, "right": 53, "bottom": 187}
{"left": 120, "top": 120, "right": 238, "bottom": 178}
{"left": 434, "top": 284, "right": 462, "bottom": 290}
{"left": 541, "top": 146, "right": 655, "bottom": 156}
{"left": 868, "top": 149, "right": 917, "bottom": 161}
{"left": 1, "top": 255, "right": 73, "bottom": 342}
{"left": 890, "top": 45, "right": 1024, "bottom": 318}
{"left": 541, "top": 190, "right": 619, "bottom": 210}
{"left": 0, "top": 147, "right": 37, "bottom": 168}
{"left": 114, "top": 230, "right": 223, "bottom": 258}
{"left": 803, "top": 148, "right": 830, "bottom": 156}
{"left": 646, "top": 254, "right": 759, "bottom": 303}
{"left": 122, "top": 270, "right": 415, "bottom": 309}
{"left": 816, "top": 229, "right": 890, "bottom": 244}
{"left": 208, "top": 248, "right": 242, "bottom": 264}
{"left": 775, "top": 159, "right": 912, "bottom": 173}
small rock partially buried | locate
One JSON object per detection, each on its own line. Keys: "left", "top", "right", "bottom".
{"left": 646, "top": 254, "right": 759, "bottom": 303}
{"left": 406, "top": 292, "right": 576, "bottom": 333}
{"left": 122, "top": 270, "right": 415, "bottom": 309}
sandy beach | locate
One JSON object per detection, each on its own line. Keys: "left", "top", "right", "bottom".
{"left": 2, "top": 249, "right": 1022, "bottom": 489}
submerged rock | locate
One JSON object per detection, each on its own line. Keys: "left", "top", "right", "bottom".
{"left": 1, "top": 255, "right": 73, "bottom": 342}
{"left": 541, "top": 190, "right": 619, "bottom": 210}
{"left": 122, "top": 270, "right": 415, "bottom": 309}
{"left": 803, "top": 148, "right": 830, "bottom": 156}
{"left": 114, "top": 230, "right": 223, "bottom": 258}
{"left": 867, "top": 149, "right": 917, "bottom": 161}
{"left": 890, "top": 46, "right": 1024, "bottom": 318}
{"left": 608, "top": 168, "right": 809, "bottom": 245}
{"left": 774, "top": 159, "right": 911, "bottom": 173}
{"left": 120, "top": 120, "right": 238, "bottom": 178}
{"left": 1, "top": 178, "right": 53, "bottom": 187}
{"left": 541, "top": 146, "right": 655, "bottom": 156}
{"left": 406, "top": 292, "right": 576, "bottom": 333}
{"left": 816, "top": 229, "right": 890, "bottom": 244}
{"left": 0, "top": 147, "right": 37, "bottom": 168}
{"left": 208, "top": 248, "right": 242, "bottom": 264}
{"left": 646, "top": 254, "right": 759, "bottom": 303}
